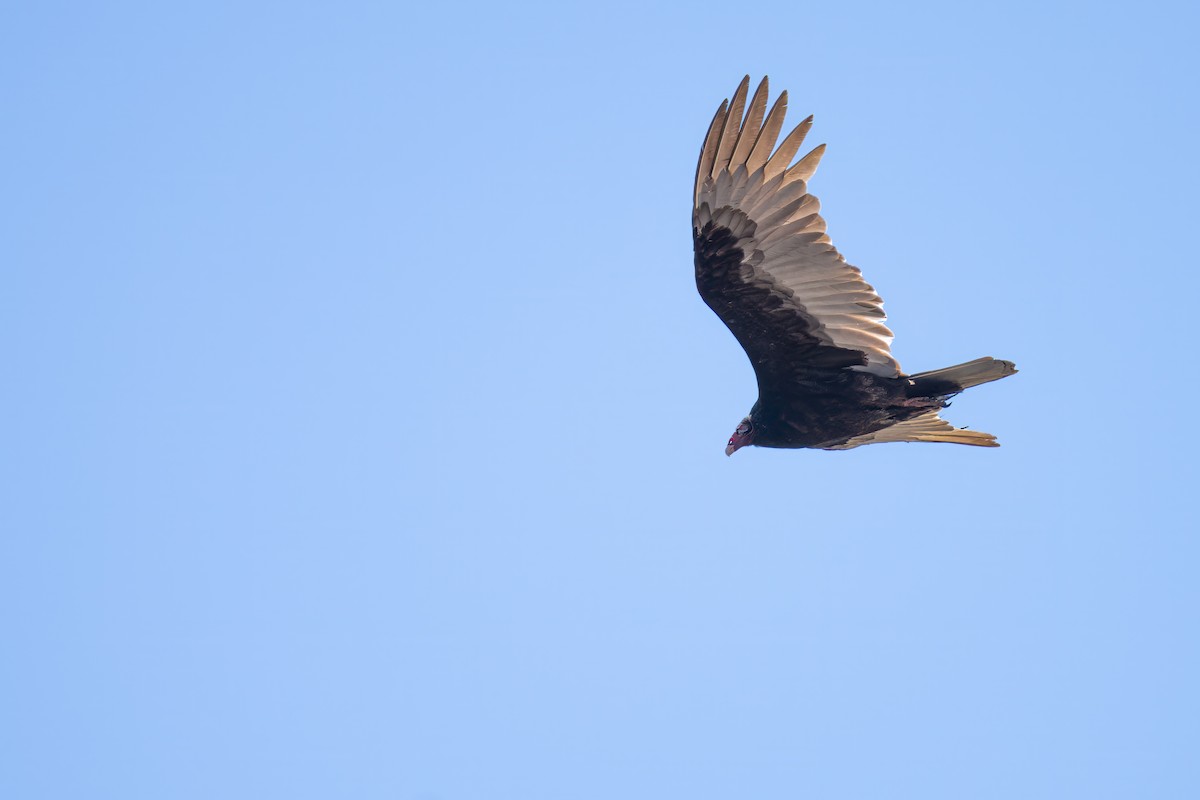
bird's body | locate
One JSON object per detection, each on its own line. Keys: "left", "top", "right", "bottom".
{"left": 693, "top": 77, "right": 1016, "bottom": 454}
{"left": 742, "top": 375, "right": 943, "bottom": 451}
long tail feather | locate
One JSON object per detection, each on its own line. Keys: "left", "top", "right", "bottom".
{"left": 909, "top": 357, "right": 1017, "bottom": 394}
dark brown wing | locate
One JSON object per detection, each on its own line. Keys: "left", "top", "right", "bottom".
{"left": 693, "top": 76, "right": 901, "bottom": 398}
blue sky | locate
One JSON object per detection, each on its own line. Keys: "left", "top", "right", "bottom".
{"left": 3, "top": 1, "right": 1198, "bottom": 798}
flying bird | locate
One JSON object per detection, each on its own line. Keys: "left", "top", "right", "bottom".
{"left": 693, "top": 76, "right": 1016, "bottom": 455}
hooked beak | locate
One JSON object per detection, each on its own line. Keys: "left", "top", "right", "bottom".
{"left": 725, "top": 442, "right": 737, "bottom": 457}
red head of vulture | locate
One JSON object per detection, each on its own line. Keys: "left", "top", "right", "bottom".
{"left": 693, "top": 77, "right": 1016, "bottom": 455}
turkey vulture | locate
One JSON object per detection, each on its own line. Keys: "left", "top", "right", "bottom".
{"left": 693, "top": 77, "right": 1016, "bottom": 455}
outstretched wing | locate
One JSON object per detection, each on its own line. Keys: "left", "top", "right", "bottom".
{"left": 693, "top": 76, "right": 901, "bottom": 397}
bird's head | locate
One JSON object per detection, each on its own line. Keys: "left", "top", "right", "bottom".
{"left": 725, "top": 417, "right": 754, "bottom": 456}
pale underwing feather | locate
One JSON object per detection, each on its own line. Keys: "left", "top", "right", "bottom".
{"left": 763, "top": 115, "right": 813, "bottom": 180}
{"left": 692, "top": 77, "right": 899, "bottom": 376}
{"left": 694, "top": 101, "right": 728, "bottom": 202}
{"left": 729, "top": 78, "right": 770, "bottom": 171}
{"left": 786, "top": 144, "right": 827, "bottom": 183}
{"left": 825, "top": 410, "right": 1000, "bottom": 449}
{"left": 747, "top": 91, "right": 788, "bottom": 173}
{"left": 711, "top": 76, "right": 749, "bottom": 179}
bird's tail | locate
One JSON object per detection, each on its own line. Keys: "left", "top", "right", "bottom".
{"left": 908, "top": 357, "right": 1017, "bottom": 396}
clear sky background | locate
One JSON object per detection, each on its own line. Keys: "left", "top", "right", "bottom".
{"left": 4, "top": 1, "right": 1199, "bottom": 798}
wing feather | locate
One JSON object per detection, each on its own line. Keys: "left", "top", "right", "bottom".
{"left": 824, "top": 410, "right": 1000, "bottom": 449}
{"left": 746, "top": 91, "right": 788, "bottom": 173}
{"left": 786, "top": 144, "right": 827, "bottom": 183}
{"left": 694, "top": 101, "right": 729, "bottom": 202}
{"left": 693, "top": 77, "right": 900, "bottom": 379}
{"left": 729, "top": 78, "right": 770, "bottom": 171}
{"left": 711, "top": 76, "right": 750, "bottom": 179}
{"left": 764, "top": 115, "right": 813, "bottom": 180}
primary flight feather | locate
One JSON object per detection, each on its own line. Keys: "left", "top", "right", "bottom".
{"left": 693, "top": 76, "right": 1016, "bottom": 455}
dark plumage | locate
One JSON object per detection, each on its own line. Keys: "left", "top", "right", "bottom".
{"left": 693, "top": 77, "right": 1016, "bottom": 455}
